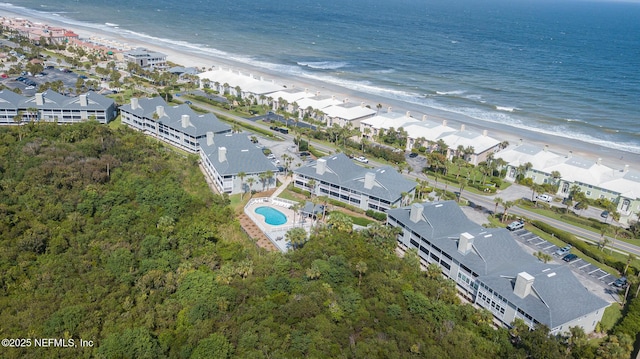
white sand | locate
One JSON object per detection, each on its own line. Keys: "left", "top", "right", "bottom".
{"left": 2, "top": 9, "right": 638, "bottom": 169}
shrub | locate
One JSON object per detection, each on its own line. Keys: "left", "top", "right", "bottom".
{"left": 365, "top": 209, "right": 387, "bottom": 221}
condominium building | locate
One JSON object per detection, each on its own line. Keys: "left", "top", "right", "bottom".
{"left": 0, "top": 90, "right": 116, "bottom": 124}
{"left": 119, "top": 97, "right": 231, "bottom": 153}
{"left": 387, "top": 201, "right": 609, "bottom": 334}
{"left": 294, "top": 153, "right": 416, "bottom": 212}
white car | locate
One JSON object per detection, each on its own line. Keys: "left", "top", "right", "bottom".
{"left": 25, "top": 86, "right": 35, "bottom": 90}
{"left": 354, "top": 156, "right": 369, "bottom": 164}
{"left": 507, "top": 220, "right": 524, "bottom": 231}
{"left": 536, "top": 194, "right": 553, "bottom": 202}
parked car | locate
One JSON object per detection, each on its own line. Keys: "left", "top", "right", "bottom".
{"left": 299, "top": 151, "right": 310, "bottom": 157}
{"left": 554, "top": 245, "right": 572, "bottom": 256}
{"left": 536, "top": 194, "right": 553, "bottom": 202}
{"left": 25, "top": 86, "right": 35, "bottom": 90}
{"left": 354, "top": 156, "right": 369, "bottom": 164}
{"left": 409, "top": 152, "right": 419, "bottom": 158}
{"left": 184, "top": 100, "right": 192, "bottom": 105}
{"left": 266, "top": 153, "right": 276, "bottom": 160}
{"left": 562, "top": 253, "right": 578, "bottom": 262}
{"left": 600, "top": 210, "right": 609, "bottom": 218}
{"left": 613, "top": 277, "right": 628, "bottom": 288}
{"left": 506, "top": 220, "right": 524, "bottom": 231}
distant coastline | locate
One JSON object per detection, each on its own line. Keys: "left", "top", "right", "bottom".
{"left": 1, "top": 4, "right": 638, "bottom": 169}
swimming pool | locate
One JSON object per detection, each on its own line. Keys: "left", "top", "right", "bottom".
{"left": 254, "top": 206, "right": 288, "bottom": 226}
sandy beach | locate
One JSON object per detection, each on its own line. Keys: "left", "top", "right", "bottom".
{"left": 2, "top": 8, "right": 638, "bottom": 170}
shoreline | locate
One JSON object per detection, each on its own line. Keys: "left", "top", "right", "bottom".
{"left": 2, "top": 8, "right": 638, "bottom": 170}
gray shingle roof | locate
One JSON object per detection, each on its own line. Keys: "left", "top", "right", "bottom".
{"left": 0, "top": 90, "right": 28, "bottom": 108}
{"left": 294, "top": 153, "right": 416, "bottom": 202}
{"left": 198, "top": 133, "right": 278, "bottom": 176}
{"left": 387, "top": 201, "right": 609, "bottom": 328}
{"left": 478, "top": 264, "right": 608, "bottom": 328}
{"left": 119, "top": 97, "right": 231, "bottom": 136}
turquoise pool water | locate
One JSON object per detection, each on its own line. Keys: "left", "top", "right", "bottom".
{"left": 255, "top": 206, "right": 287, "bottom": 226}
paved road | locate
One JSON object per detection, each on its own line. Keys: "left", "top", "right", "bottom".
{"left": 184, "top": 97, "right": 640, "bottom": 257}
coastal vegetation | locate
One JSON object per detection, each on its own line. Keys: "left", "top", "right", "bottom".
{"left": 3, "top": 123, "right": 636, "bottom": 358}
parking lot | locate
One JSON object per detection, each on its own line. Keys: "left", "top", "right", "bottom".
{"left": 247, "top": 131, "right": 312, "bottom": 173}
{"left": 509, "top": 226, "right": 622, "bottom": 302}
{"left": 2, "top": 66, "right": 89, "bottom": 96}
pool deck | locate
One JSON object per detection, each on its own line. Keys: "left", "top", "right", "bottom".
{"left": 244, "top": 196, "right": 312, "bottom": 252}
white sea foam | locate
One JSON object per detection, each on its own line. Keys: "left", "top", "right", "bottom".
{"left": 495, "top": 106, "right": 518, "bottom": 112}
{"left": 297, "top": 61, "right": 348, "bottom": 70}
{"left": 105, "top": 22, "right": 119, "bottom": 27}
{"left": 436, "top": 90, "right": 466, "bottom": 96}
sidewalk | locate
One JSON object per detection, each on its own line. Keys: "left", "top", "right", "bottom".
{"left": 270, "top": 175, "right": 292, "bottom": 199}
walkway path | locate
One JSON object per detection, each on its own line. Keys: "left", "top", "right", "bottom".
{"left": 270, "top": 175, "right": 292, "bottom": 199}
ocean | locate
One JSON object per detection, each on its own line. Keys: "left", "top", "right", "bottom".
{"left": 2, "top": 0, "right": 640, "bottom": 155}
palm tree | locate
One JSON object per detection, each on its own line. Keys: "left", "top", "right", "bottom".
{"left": 237, "top": 171, "right": 246, "bottom": 200}
{"left": 265, "top": 170, "right": 274, "bottom": 190}
{"left": 458, "top": 178, "right": 468, "bottom": 203}
{"left": 291, "top": 203, "right": 301, "bottom": 225}
{"left": 307, "top": 179, "right": 316, "bottom": 197}
{"left": 285, "top": 227, "right": 308, "bottom": 250}
{"left": 493, "top": 197, "right": 503, "bottom": 218}
{"left": 502, "top": 201, "right": 514, "bottom": 223}
{"left": 246, "top": 177, "right": 256, "bottom": 197}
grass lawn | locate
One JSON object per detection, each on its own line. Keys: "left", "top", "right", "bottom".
{"left": 599, "top": 303, "right": 623, "bottom": 333}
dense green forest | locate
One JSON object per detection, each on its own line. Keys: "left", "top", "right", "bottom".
{"left": 0, "top": 123, "right": 630, "bottom": 358}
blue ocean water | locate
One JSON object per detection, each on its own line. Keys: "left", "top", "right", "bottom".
{"left": 3, "top": 0, "right": 639, "bottom": 154}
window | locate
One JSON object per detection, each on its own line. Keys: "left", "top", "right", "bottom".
{"left": 586, "top": 191, "right": 592, "bottom": 196}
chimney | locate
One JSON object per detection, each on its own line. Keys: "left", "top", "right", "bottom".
{"left": 79, "top": 94, "right": 87, "bottom": 107}
{"left": 218, "top": 147, "right": 227, "bottom": 162}
{"left": 316, "top": 91, "right": 320, "bottom": 96}
{"left": 344, "top": 98, "right": 349, "bottom": 103}
{"left": 543, "top": 145, "right": 548, "bottom": 152}
{"left": 460, "top": 124, "right": 466, "bottom": 131}
{"left": 567, "top": 150, "right": 573, "bottom": 159}
{"left": 624, "top": 164, "right": 629, "bottom": 173}
{"left": 409, "top": 203, "right": 423, "bottom": 223}
{"left": 519, "top": 138, "right": 523, "bottom": 146}
{"left": 457, "top": 232, "right": 474, "bottom": 255}
{"left": 206, "top": 131, "right": 214, "bottom": 146}
{"left": 305, "top": 88, "right": 308, "bottom": 94}
{"left": 131, "top": 97, "right": 138, "bottom": 110}
{"left": 442, "top": 120, "right": 448, "bottom": 127}
{"left": 596, "top": 158, "right": 602, "bottom": 165}
{"left": 316, "top": 158, "right": 327, "bottom": 175}
{"left": 35, "top": 93, "right": 44, "bottom": 106}
{"left": 181, "top": 114, "right": 190, "bottom": 128}
{"left": 406, "top": 111, "right": 411, "bottom": 118}
{"left": 332, "top": 95, "right": 336, "bottom": 101}
{"left": 514, "top": 272, "right": 535, "bottom": 298}
{"left": 364, "top": 172, "right": 376, "bottom": 190}
{"left": 360, "top": 101, "right": 365, "bottom": 108}
{"left": 387, "top": 106, "right": 392, "bottom": 113}
{"left": 156, "top": 105, "right": 164, "bottom": 118}
{"left": 422, "top": 115, "right": 427, "bottom": 121}
{"left": 482, "top": 129, "right": 488, "bottom": 137}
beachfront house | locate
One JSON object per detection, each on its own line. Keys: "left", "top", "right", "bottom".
{"left": 359, "top": 109, "right": 420, "bottom": 139}
{"left": 199, "top": 132, "right": 278, "bottom": 194}
{"left": 322, "top": 100, "right": 376, "bottom": 128}
{"left": 267, "top": 88, "right": 315, "bottom": 115}
{"left": 0, "top": 90, "right": 116, "bottom": 124}
{"left": 293, "top": 153, "right": 416, "bottom": 212}
{"left": 295, "top": 95, "right": 343, "bottom": 121}
{"left": 119, "top": 97, "right": 231, "bottom": 153}
{"left": 197, "top": 68, "right": 282, "bottom": 100}
{"left": 123, "top": 48, "right": 167, "bottom": 69}
{"left": 387, "top": 201, "right": 609, "bottom": 334}
{"left": 497, "top": 142, "right": 640, "bottom": 224}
